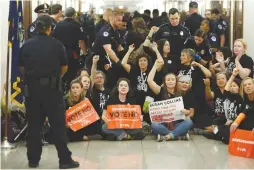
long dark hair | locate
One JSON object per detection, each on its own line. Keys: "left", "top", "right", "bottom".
{"left": 156, "top": 38, "right": 168, "bottom": 57}
{"left": 110, "top": 78, "right": 133, "bottom": 99}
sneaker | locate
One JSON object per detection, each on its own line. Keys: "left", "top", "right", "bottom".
{"left": 59, "top": 160, "right": 79, "bottom": 169}
{"left": 193, "top": 128, "right": 205, "bottom": 135}
{"left": 142, "top": 121, "right": 151, "bottom": 136}
{"left": 178, "top": 133, "right": 190, "bottom": 140}
{"left": 28, "top": 162, "right": 39, "bottom": 168}
{"left": 157, "top": 134, "right": 167, "bottom": 142}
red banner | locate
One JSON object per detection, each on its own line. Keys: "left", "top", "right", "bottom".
{"left": 229, "top": 129, "right": 254, "bottom": 158}
{"left": 106, "top": 105, "right": 142, "bottom": 129}
{"left": 66, "top": 98, "right": 100, "bottom": 132}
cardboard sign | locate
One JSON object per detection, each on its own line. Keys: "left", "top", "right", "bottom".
{"left": 149, "top": 97, "right": 185, "bottom": 123}
{"left": 229, "top": 129, "right": 254, "bottom": 158}
{"left": 66, "top": 98, "right": 100, "bottom": 132}
{"left": 106, "top": 105, "right": 142, "bottom": 129}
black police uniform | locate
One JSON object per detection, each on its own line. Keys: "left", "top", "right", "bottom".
{"left": 27, "top": 4, "right": 50, "bottom": 39}
{"left": 92, "top": 24, "right": 122, "bottom": 88}
{"left": 219, "top": 17, "right": 229, "bottom": 47}
{"left": 184, "top": 12, "right": 204, "bottom": 36}
{"left": 184, "top": 36, "right": 212, "bottom": 67}
{"left": 19, "top": 33, "right": 73, "bottom": 165}
{"left": 54, "top": 18, "right": 85, "bottom": 90}
{"left": 154, "top": 23, "right": 190, "bottom": 58}
{"left": 95, "top": 19, "right": 108, "bottom": 35}
{"left": 211, "top": 20, "right": 225, "bottom": 47}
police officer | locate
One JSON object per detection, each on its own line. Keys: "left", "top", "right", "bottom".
{"left": 95, "top": 8, "right": 113, "bottom": 35}
{"left": 211, "top": 8, "right": 225, "bottom": 47}
{"left": 54, "top": 7, "right": 87, "bottom": 92}
{"left": 154, "top": 8, "right": 190, "bottom": 58}
{"left": 27, "top": 3, "right": 50, "bottom": 39}
{"left": 184, "top": 29, "right": 212, "bottom": 67}
{"left": 49, "top": 4, "right": 63, "bottom": 29}
{"left": 19, "top": 15, "right": 79, "bottom": 169}
{"left": 92, "top": 11, "right": 124, "bottom": 88}
{"left": 184, "top": 1, "right": 204, "bottom": 36}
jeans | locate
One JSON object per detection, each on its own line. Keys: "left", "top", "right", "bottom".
{"left": 151, "top": 119, "right": 193, "bottom": 139}
{"left": 101, "top": 124, "right": 143, "bottom": 140}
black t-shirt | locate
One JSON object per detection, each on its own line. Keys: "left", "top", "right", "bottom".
{"left": 184, "top": 36, "right": 212, "bottom": 64}
{"left": 182, "top": 91, "right": 195, "bottom": 110}
{"left": 91, "top": 87, "right": 111, "bottom": 117}
{"left": 19, "top": 33, "right": 68, "bottom": 79}
{"left": 154, "top": 23, "right": 190, "bottom": 56}
{"left": 213, "top": 88, "right": 226, "bottom": 116}
{"left": 224, "top": 90, "right": 243, "bottom": 120}
{"left": 239, "top": 96, "right": 254, "bottom": 130}
{"left": 155, "top": 88, "right": 175, "bottom": 101}
{"left": 227, "top": 54, "right": 254, "bottom": 80}
{"left": 104, "top": 96, "right": 136, "bottom": 110}
{"left": 177, "top": 64, "right": 206, "bottom": 101}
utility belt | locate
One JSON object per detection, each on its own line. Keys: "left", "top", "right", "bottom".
{"left": 24, "top": 76, "right": 62, "bottom": 97}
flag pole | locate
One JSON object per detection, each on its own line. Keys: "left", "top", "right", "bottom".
{"left": 1, "top": 42, "right": 17, "bottom": 149}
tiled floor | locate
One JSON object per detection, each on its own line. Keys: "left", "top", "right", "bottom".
{"left": 1, "top": 135, "right": 254, "bottom": 169}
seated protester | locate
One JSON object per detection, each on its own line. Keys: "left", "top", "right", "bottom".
{"left": 184, "top": 29, "right": 212, "bottom": 67}
{"left": 200, "top": 19, "right": 220, "bottom": 53}
{"left": 64, "top": 79, "right": 102, "bottom": 141}
{"left": 230, "top": 77, "right": 254, "bottom": 135}
{"left": 147, "top": 59, "right": 175, "bottom": 101}
{"left": 121, "top": 44, "right": 159, "bottom": 124}
{"left": 78, "top": 75, "right": 92, "bottom": 98}
{"left": 178, "top": 49, "right": 214, "bottom": 129}
{"left": 210, "top": 47, "right": 232, "bottom": 76}
{"left": 101, "top": 78, "right": 146, "bottom": 141}
{"left": 144, "top": 27, "right": 180, "bottom": 78}
{"left": 77, "top": 68, "right": 89, "bottom": 77}
{"left": 151, "top": 75, "right": 194, "bottom": 142}
{"left": 204, "top": 72, "right": 228, "bottom": 125}
{"left": 90, "top": 70, "right": 110, "bottom": 118}
{"left": 204, "top": 68, "right": 243, "bottom": 143}
{"left": 216, "top": 39, "right": 253, "bottom": 80}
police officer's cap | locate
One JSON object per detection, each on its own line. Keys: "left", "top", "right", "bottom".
{"left": 36, "top": 15, "right": 52, "bottom": 29}
{"left": 34, "top": 3, "right": 50, "bottom": 13}
{"left": 65, "top": 7, "right": 76, "bottom": 17}
{"left": 189, "top": 1, "right": 198, "bottom": 8}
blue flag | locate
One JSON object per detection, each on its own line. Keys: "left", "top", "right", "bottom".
{"left": 8, "top": 0, "right": 25, "bottom": 108}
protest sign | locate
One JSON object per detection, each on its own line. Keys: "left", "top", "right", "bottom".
{"left": 149, "top": 97, "right": 185, "bottom": 123}
{"left": 66, "top": 98, "right": 100, "bottom": 132}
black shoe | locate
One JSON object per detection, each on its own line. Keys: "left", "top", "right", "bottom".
{"left": 59, "top": 160, "right": 79, "bottom": 169}
{"left": 28, "top": 162, "right": 39, "bottom": 168}
{"left": 203, "top": 132, "right": 215, "bottom": 139}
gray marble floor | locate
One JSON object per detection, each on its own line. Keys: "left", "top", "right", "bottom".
{"left": 1, "top": 135, "right": 254, "bottom": 169}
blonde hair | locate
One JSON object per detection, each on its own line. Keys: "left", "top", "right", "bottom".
{"left": 239, "top": 77, "right": 254, "bottom": 99}
{"left": 234, "top": 39, "right": 247, "bottom": 51}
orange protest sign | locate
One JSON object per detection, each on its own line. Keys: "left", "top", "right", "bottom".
{"left": 106, "top": 105, "right": 142, "bottom": 129}
{"left": 66, "top": 98, "right": 100, "bottom": 132}
{"left": 229, "top": 129, "right": 254, "bottom": 158}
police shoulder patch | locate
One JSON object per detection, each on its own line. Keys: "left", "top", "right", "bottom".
{"left": 80, "top": 27, "right": 83, "bottom": 32}
{"left": 222, "top": 21, "right": 226, "bottom": 25}
{"left": 211, "top": 36, "right": 217, "bottom": 42}
{"left": 218, "top": 24, "right": 223, "bottom": 29}
{"left": 103, "top": 31, "right": 109, "bottom": 37}
{"left": 30, "top": 26, "right": 35, "bottom": 32}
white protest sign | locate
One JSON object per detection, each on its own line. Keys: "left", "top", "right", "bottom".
{"left": 149, "top": 97, "right": 185, "bottom": 123}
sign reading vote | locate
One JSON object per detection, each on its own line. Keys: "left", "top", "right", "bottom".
{"left": 149, "top": 97, "right": 185, "bottom": 123}
{"left": 106, "top": 105, "right": 142, "bottom": 129}
{"left": 66, "top": 98, "right": 100, "bottom": 132}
